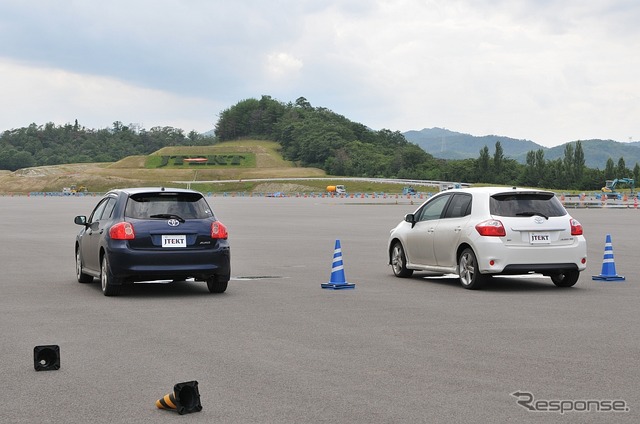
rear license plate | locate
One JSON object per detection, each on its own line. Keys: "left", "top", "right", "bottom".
{"left": 162, "top": 235, "right": 186, "bottom": 247}
{"left": 529, "top": 232, "right": 551, "bottom": 244}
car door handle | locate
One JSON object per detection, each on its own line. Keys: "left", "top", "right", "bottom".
{"left": 454, "top": 227, "right": 462, "bottom": 232}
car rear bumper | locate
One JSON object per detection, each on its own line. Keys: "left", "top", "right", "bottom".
{"left": 500, "top": 263, "right": 580, "bottom": 275}
{"left": 106, "top": 244, "right": 230, "bottom": 283}
{"left": 474, "top": 238, "right": 587, "bottom": 275}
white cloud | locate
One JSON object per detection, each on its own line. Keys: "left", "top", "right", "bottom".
{"left": 0, "top": 59, "right": 222, "bottom": 132}
{"left": 0, "top": 0, "right": 639, "bottom": 146}
{"left": 287, "top": 0, "right": 640, "bottom": 145}
{"left": 265, "top": 52, "right": 304, "bottom": 79}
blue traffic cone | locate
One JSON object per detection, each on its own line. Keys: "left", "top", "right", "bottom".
{"left": 592, "top": 234, "right": 625, "bottom": 281}
{"left": 321, "top": 240, "right": 355, "bottom": 289}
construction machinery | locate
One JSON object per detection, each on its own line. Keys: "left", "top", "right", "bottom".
{"left": 326, "top": 185, "right": 346, "bottom": 194}
{"left": 70, "top": 184, "right": 88, "bottom": 194}
{"left": 601, "top": 178, "right": 635, "bottom": 199}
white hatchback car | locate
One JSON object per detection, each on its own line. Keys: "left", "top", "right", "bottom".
{"left": 388, "top": 187, "right": 587, "bottom": 289}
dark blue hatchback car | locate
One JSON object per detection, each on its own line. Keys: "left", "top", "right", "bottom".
{"left": 74, "top": 187, "right": 230, "bottom": 296}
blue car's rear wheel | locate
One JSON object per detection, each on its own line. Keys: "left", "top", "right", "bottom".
{"left": 206, "top": 275, "right": 228, "bottom": 293}
{"left": 101, "top": 255, "right": 122, "bottom": 296}
{"left": 76, "top": 249, "right": 94, "bottom": 284}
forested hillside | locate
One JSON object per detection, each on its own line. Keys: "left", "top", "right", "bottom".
{"left": 214, "top": 96, "right": 640, "bottom": 190}
{"left": 2, "top": 95, "right": 639, "bottom": 191}
{"left": 0, "top": 121, "right": 215, "bottom": 171}
{"left": 215, "top": 96, "right": 441, "bottom": 179}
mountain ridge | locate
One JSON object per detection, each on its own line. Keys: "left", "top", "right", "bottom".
{"left": 403, "top": 127, "right": 640, "bottom": 170}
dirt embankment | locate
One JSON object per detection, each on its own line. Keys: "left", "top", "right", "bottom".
{"left": 0, "top": 164, "right": 123, "bottom": 193}
{"left": 0, "top": 141, "right": 328, "bottom": 193}
{"left": 0, "top": 162, "right": 326, "bottom": 194}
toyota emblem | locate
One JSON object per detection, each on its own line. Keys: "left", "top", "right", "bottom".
{"left": 167, "top": 219, "right": 180, "bottom": 227}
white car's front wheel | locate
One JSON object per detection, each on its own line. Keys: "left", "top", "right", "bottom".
{"left": 391, "top": 242, "right": 413, "bottom": 278}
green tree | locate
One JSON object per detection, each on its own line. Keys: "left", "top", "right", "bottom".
{"left": 617, "top": 157, "right": 629, "bottom": 177}
{"left": 522, "top": 150, "right": 537, "bottom": 186}
{"left": 604, "top": 158, "right": 616, "bottom": 180}
{"left": 563, "top": 143, "right": 575, "bottom": 185}
{"left": 295, "top": 96, "right": 312, "bottom": 109}
{"left": 573, "top": 141, "right": 585, "bottom": 186}
{"left": 535, "top": 149, "right": 546, "bottom": 181}
{"left": 0, "top": 149, "right": 34, "bottom": 171}
{"left": 582, "top": 167, "right": 605, "bottom": 191}
{"left": 477, "top": 146, "right": 490, "bottom": 182}
{"left": 545, "top": 159, "right": 564, "bottom": 189}
{"left": 0, "top": 120, "right": 207, "bottom": 170}
{"left": 493, "top": 141, "right": 504, "bottom": 179}
{"left": 445, "top": 158, "right": 479, "bottom": 183}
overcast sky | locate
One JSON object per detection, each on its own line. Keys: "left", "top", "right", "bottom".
{"left": 1, "top": 0, "right": 638, "bottom": 147}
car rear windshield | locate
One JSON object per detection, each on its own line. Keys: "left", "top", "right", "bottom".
{"left": 124, "top": 192, "right": 214, "bottom": 220}
{"left": 490, "top": 192, "right": 567, "bottom": 218}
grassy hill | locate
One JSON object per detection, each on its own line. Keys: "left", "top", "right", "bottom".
{"left": 0, "top": 140, "right": 327, "bottom": 193}
{"left": 0, "top": 140, "right": 416, "bottom": 194}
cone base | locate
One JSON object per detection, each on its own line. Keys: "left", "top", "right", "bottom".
{"left": 321, "top": 282, "right": 355, "bottom": 289}
{"left": 592, "top": 275, "right": 626, "bottom": 281}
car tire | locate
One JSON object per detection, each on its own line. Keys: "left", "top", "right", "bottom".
{"left": 458, "top": 248, "right": 485, "bottom": 290}
{"left": 101, "top": 255, "right": 121, "bottom": 296}
{"left": 76, "top": 249, "right": 94, "bottom": 284}
{"left": 391, "top": 242, "right": 413, "bottom": 278}
{"left": 550, "top": 270, "right": 579, "bottom": 287}
{"left": 206, "top": 276, "right": 228, "bottom": 293}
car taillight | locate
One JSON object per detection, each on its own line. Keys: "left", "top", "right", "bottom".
{"left": 570, "top": 218, "right": 583, "bottom": 236}
{"left": 211, "top": 221, "right": 228, "bottom": 239}
{"left": 109, "top": 222, "right": 135, "bottom": 240}
{"left": 475, "top": 219, "right": 506, "bottom": 237}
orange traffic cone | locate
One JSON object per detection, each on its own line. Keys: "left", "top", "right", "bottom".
{"left": 156, "top": 381, "right": 202, "bottom": 414}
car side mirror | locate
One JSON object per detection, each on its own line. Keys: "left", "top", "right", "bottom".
{"left": 404, "top": 213, "right": 416, "bottom": 228}
{"left": 74, "top": 216, "right": 87, "bottom": 226}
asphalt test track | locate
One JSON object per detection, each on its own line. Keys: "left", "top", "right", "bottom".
{"left": 1, "top": 195, "right": 639, "bottom": 423}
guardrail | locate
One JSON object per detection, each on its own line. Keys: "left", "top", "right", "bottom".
{"left": 560, "top": 194, "right": 639, "bottom": 209}
{"left": 1, "top": 191, "right": 638, "bottom": 209}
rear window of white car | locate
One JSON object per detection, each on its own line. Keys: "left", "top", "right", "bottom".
{"left": 490, "top": 193, "right": 566, "bottom": 218}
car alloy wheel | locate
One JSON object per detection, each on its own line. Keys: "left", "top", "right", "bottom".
{"left": 391, "top": 242, "right": 413, "bottom": 278}
{"left": 100, "top": 255, "right": 121, "bottom": 296}
{"left": 458, "top": 248, "right": 485, "bottom": 290}
{"left": 76, "top": 249, "right": 93, "bottom": 284}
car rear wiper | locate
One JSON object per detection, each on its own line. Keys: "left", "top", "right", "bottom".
{"left": 516, "top": 211, "right": 549, "bottom": 220}
{"left": 150, "top": 214, "right": 185, "bottom": 222}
